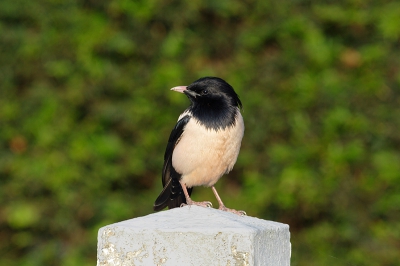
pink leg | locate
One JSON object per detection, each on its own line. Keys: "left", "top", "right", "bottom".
{"left": 212, "top": 186, "right": 246, "bottom": 216}
{"left": 179, "top": 181, "right": 213, "bottom": 208}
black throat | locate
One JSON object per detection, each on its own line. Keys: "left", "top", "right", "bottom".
{"left": 188, "top": 101, "right": 238, "bottom": 131}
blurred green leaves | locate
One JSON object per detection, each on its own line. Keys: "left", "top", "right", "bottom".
{"left": 6, "top": 202, "right": 40, "bottom": 229}
{"left": 373, "top": 151, "right": 400, "bottom": 182}
{"left": 1, "top": 0, "right": 399, "bottom": 266}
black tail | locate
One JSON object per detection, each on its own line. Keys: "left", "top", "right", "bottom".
{"left": 153, "top": 178, "right": 193, "bottom": 211}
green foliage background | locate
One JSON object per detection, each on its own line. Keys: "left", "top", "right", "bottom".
{"left": 1, "top": 0, "right": 399, "bottom": 265}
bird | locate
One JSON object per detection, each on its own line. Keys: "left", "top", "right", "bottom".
{"left": 153, "top": 77, "right": 245, "bottom": 216}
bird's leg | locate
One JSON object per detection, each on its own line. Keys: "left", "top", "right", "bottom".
{"left": 179, "top": 181, "right": 213, "bottom": 208}
{"left": 211, "top": 186, "right": 246, "bottom": 216}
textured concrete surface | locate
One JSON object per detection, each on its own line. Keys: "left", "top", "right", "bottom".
{"left": 97, "top": 205, "right": 291, "bottom": 266}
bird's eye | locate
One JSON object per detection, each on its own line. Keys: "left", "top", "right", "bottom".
{"left": 201, "top": 89, "right": 208, "bottom": 95}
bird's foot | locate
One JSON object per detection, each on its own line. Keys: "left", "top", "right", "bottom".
{"left": 218, "top": 205, "right": 246, "bottom": 216}
{"left": 180, "top": 199, "right": 213, "bottom": 208}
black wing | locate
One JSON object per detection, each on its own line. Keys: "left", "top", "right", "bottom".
{"left": 153, "top": 114, "right": 193, "bottom": 211}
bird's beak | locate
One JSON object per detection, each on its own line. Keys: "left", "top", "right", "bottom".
{"left": 170, "top": 86, "right": 187, "bottom": 93}
{"left": 171, "top": 86, "right": 199, "bottom": 98}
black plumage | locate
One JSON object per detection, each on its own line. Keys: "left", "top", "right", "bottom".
{"left": 155, "top": 115, "right": 192, "bottom": 210}
{"left": 153, "top": 77, "right": 245, "bottom": 215}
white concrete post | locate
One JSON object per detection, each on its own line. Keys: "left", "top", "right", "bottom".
{"left": 97, "top": 205, "right": 291, "bottom": 266}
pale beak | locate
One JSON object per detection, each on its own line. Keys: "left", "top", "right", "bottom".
{"left": 170, "top": 86, "right": 187, "bottom": 93}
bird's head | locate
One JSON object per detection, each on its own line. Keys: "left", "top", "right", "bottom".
{"left": 171, "top": 77, "right": 242, "bottom": 109}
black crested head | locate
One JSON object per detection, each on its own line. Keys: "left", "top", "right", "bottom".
{"left": 184, "top": 77, "right": 242, "bottom": 131}
{"left": 185, "top": 77, "right": 242, "bottom": 109}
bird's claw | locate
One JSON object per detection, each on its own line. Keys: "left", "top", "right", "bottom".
{"left": 218, "top": 205, "right": 246, "bottom": 216}
{"left": 238, "top": 210, "right": 247, "bottom": 216}
{"left": 180, "top": 200, "right": 213, "bottom": 208}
